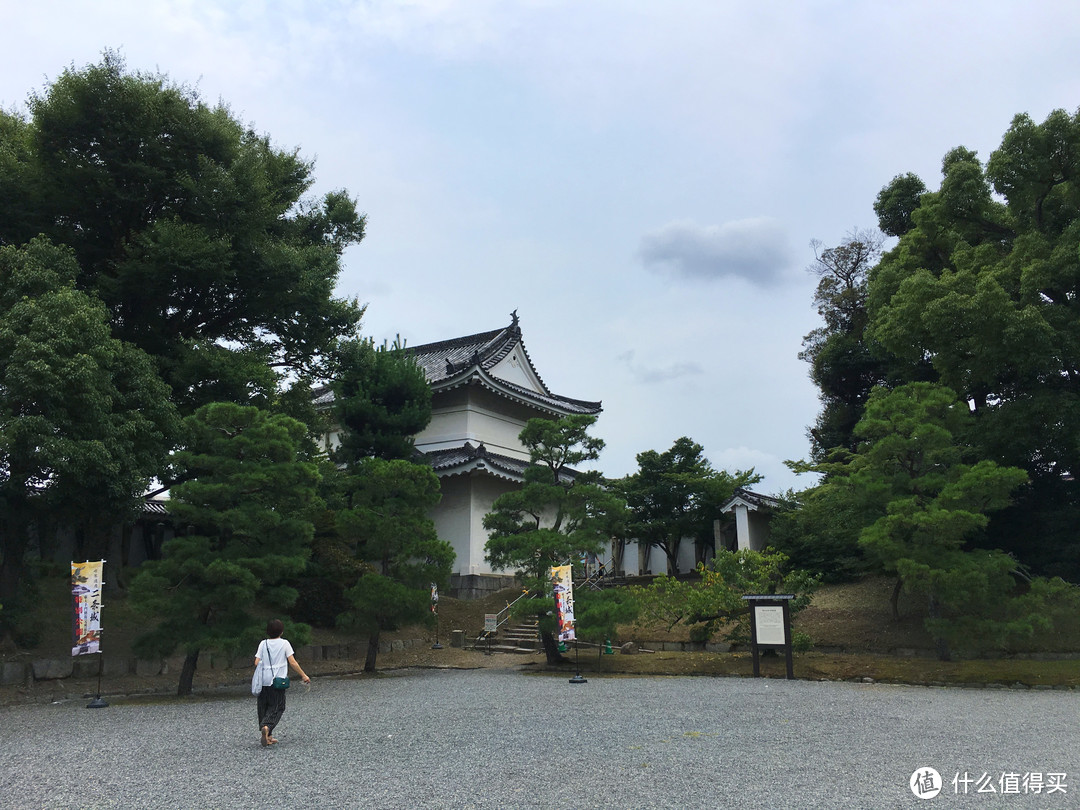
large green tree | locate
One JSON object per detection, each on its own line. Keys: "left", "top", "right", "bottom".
{"left": 867, "top": 109, "right": 1080, "bottom": 578}
{"left": 799, "top": 229, "right": 902, "bottom": 460}
{"left": 484, "top": 415, "right": 627, "bottom": 663}
{"left": 0, "top": 52, "right": 365, "bottom": 412}
{"left": 336, "top": 459, "right": 453, "bottom": 671}
{"left": 328, "top": 341, "right": 452, "bottom": 670}
{"left": 129, "top": 403, "right": 319, "bottom": 695}
{"left": 841, "top": 383, "right": 1039, "bottom": 659}
{"left": 0, "top": 53, "right": 368, "bottom": 644}
{"left": 614, "top": 437, "right": 759, "bottom": 574}
{"left": 0, "top": 238, "right": 178, "bottom": 616}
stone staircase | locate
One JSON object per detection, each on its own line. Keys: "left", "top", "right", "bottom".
{"left": 471, "top": 620, "right": 541, "bottom": 654}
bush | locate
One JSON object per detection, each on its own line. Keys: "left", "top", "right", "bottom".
{"left": 291, "top": 576, "right": 350, "bottom": 628}
{"left": 630, "top": 549, "right": 819, "bottom": 645}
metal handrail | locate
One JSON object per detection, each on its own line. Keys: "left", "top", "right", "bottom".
{"left": 472, "top": 557, "right": 616, "bottom": 648}
{"left": 575, "top": 557, "right": 614, "bottom": 591}
{"left": 476, "top": 588, "right": 536, "bottom": 643}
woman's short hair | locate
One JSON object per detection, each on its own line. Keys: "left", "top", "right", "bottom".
{"left": 267, "top": 619, "right": 285, "bottom": 638}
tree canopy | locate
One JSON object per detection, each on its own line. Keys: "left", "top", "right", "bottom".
{"left": 0, "top": 54, "right": 369, "bottom": 644}
{"left": 799, "top": 229, "right": 899, "bottom": 460}
{"left": 865, "top": 109, "right": 1080, "bottom": 578}
{"left": 331, "top": 338, "right": 432, "bottom": 464}
{"left": 789, "top": 109, "right": 1080, "bottom": 648}
{"left": 0, "top": 238, "right": 178, "bottom": 624}
{"left": 328, "top": 341, "right": 452, "bottom": 671}
{"left": 336, "top": 458, "right": 453, "bottom": 671}
{"left": 795, "top": 109, "right": 1080, "bottom": 583}
{"left": 129, "top": 403, "right": 320, "bottom": 694}
{"left": 0, "top": 52, "right": 365, "bottom": 411}
{"left": 614, "top": 436, "right": 759, "bottom": 573}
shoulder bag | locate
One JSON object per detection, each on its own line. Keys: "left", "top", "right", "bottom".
{"left": 269, "top": 639, "right": 290, "bottom": 690}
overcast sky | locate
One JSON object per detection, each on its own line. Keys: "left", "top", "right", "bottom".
{"left": 5, "top": 1, "right": 1080, "bottom": 492}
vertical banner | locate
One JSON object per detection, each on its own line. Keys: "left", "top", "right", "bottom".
{"left": 71, "top": 561, "right": 104, "bottom": 656}
{"left": 430, "top": 582, "right": 439, "bottom": 613}
{"left": 550, "top": 564, "right": 576, "bottom": 642}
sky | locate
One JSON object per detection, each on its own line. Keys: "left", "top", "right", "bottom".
{"left": 5, "top": 1, "right": 1080, "bottom": 493}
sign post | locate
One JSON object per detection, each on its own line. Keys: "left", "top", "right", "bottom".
{"left": 742, "top": 594, "right": 795, "bottom": 680}
{"left": 484, "top": 614, "right": 497, "bottom": 655}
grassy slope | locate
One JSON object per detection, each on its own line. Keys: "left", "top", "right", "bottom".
{"left": 6, "top": 576, "right": 1080, "bottom": 691}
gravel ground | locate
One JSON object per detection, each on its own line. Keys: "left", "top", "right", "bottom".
{"left": 2, "top": 669, "right": 1078, "bottom": 809}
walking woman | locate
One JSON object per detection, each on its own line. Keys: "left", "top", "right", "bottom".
{"left": 254, "top": 618, "right": 311, "bottom": 746}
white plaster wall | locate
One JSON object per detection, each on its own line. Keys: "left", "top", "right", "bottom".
{"left": 430, "top": 475, "right": 476, "bottom": 574}
{"left": 734, "top": 504, "right": 752, "bottom": 551}
{"left": 467, "top": 474, "right": 520, "bottom": 575}
{"left": 675, "top": 539, "right": 696, "bottom": 574}
{"left": 748, "top": 510, "right": 772, "bottom": 551}
{"left": 488, "top": 347, "right": 545, "bottom": 392}
{"left": 430, "top": 471, "right": 521, "bottom": 576}
{"left": 415, "top": 386, "right": 535, "bottom": 459}
{"left": 418, "top": 409, "right": 470, "bottom": 449}
{"left": 619, "top": 540, "right": 641, "bottom": 576}
{"left": 638, "top": 543, "right": 662, "bottom": 575}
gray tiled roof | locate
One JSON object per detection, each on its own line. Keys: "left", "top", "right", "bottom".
{"left": 424, "top": 442, "right": 531, "bottom": 481}
{"left": 143, "top": 500, "right": 169, "bottom": 516}
{"left": 409, "top": 314, "right": 600, "bottom": 415}
{"left": 423, "top": 442, "right": 581, "bottom": 484}
{"left": 720, "top": 488, "right": 784, "bottom": 513}
{"left": 408, "top": 326, "right": 510, "bottom": 383}
{"left": 315, "top": 313, "right": 602, "bottom": 416}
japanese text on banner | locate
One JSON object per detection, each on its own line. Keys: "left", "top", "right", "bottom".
{"left": 551, "top": 564, "right": 575, "bottom": 641}
{"left": 71, "top": 560, "right": 104, "bottom": 656}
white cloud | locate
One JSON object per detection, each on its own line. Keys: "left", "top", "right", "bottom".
{"left": 617, "top": 350, "right": 703, "bottom": 384}
{"left": 637, "top": 218, "right": 793, "bottom": 286}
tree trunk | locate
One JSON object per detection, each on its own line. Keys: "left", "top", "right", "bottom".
{"left": 540, "top": 629, "right": 568, "bottom": 664}
{"left": 928, "top": 593, "right": 951, "bottom": 662}
{"left": 0, "top": 523, "right": 30, "bottom": 607}
{"left": 890, "top": 577, "right": 903, "bottom": 620}
{"left": 666, "top": 544, "right": 680, "bottom": 575}
{"left": 364, "top": 630, "right": 380, "bottom": 672}
{"left": 177, "top": 650, "right": 200, "bottom": 696}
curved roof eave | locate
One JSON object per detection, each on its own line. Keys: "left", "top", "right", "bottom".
{"left": 434, "top": 461, "right": 525, "bottom": 483}
{"left": 433, "top": 367, "right": 602, "bottom": 417}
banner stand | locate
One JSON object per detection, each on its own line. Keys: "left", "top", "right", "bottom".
{"left": 568, "top": 640, "right": 587, "bottom": 685}
{"left": 87, "top": 653, "right": 108, "bottom": 708}
{"left": 72, "top": 560, "right": 109, "bottom": 708}
{"left": 431, "top": 583, "right": 443, "bottom": 650}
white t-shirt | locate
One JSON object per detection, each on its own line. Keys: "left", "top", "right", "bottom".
{"left": 255, "top": 638, "right": 295, "bottom": 687}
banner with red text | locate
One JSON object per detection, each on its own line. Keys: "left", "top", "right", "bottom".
{"left": 71, "top": 561, "right": 104, "bottom": 656}
{"left": 550, "top": 564, "right": 575, "bottom": 642}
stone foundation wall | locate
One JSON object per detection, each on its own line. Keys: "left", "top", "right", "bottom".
{"left": 449, "top": 573, "right": 518, "bottom": 600}
{"left": 0, "top": 639, "right": 427, "bottom": 686}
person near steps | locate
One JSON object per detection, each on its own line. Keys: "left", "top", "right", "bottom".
{"left": 254, "top": 618, "right": 310, "bottom": 746}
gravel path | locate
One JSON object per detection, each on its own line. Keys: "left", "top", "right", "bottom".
{"left": 2, "top": 670, "right": 1077, "bottom": 809}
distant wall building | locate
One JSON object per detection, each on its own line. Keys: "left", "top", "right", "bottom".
{"left": 720, "top": 488, "right": 782, "bottom": 552}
